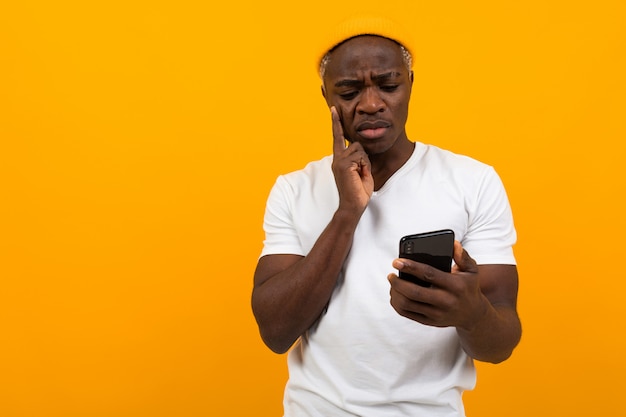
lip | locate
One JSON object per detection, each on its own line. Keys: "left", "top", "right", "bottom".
{"left": 356, "top": 120, "right": 391, "bottom": 140}
{"left": 356, "top": 120, "right": 391, "bottom": 131}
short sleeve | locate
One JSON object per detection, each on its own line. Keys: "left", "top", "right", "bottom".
{"left": 259, "top": 175, "right": 306, "bottom": 258}
{"left": 462, "top": 167, "right": 517, "bottom": 265}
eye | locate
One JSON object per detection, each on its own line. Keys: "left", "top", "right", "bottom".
{"left": 339, "top": 91, "right": 359, "bottom": 100}
{"left": 380, "top": 85, "right": 399, "bottom": 92}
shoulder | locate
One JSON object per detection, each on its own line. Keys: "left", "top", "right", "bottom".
{"left": 276, "top": 155, "right": 334, "bottom": 191}
{"left": 285, "top": 155, "right": 333, "bottom": 177}
{"left": 413, "top": 142, "right": 497, "bottom": 187}
{"left": 417, "top": 142, "right": 491, "bottom": 172}
{"left": 265, "top": 155, "right": 336, "bottom": 207}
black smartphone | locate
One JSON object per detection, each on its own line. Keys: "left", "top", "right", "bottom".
{"left": 398, "top": 229, "right": 455, "bottom": 287}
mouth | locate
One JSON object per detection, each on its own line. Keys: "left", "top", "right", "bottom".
{"left": 356, "top": 121, "right": 391, "bottom": 140}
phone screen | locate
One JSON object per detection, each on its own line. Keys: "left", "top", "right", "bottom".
{"left": 398, "top": 229, "right": 454, "bottom": 287}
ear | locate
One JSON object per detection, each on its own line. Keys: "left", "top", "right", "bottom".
{"left": 409, "top": 70, "right": 414, "bottom": 84}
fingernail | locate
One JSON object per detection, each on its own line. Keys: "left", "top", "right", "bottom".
{"left": 393, "top": 259, "right": 405, "bottom": 269}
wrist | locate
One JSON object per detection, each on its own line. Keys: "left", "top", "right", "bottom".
{"left": 457, "top": 294, "right": 492, "bottom": 334}
{"left": 333, "top": 205, "right": 364, "bottom": 228}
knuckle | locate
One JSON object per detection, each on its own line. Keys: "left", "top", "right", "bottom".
{"left": 422, "top": 265, "right": 437, "bottom": 281}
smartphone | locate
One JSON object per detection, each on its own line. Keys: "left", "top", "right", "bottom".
{"left": 398, "top": 229, "right": 455, "bottom": 287}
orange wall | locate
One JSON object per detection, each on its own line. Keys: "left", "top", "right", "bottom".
{"left": 1, "top": 1, "right": 624, "bottom": 416}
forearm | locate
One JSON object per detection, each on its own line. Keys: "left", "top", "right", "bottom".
{"left": 456, "top": 299, "right": 522, "bottom": 363}
{"left": 252, "top": 208, "right": 361, "bottom": 353}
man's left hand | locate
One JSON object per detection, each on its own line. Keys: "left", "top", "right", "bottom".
{"left": 388, "top": 241, "right": 490, "bottom": 331}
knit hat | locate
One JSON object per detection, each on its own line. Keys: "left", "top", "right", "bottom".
{"left": 316, "top": 15, "right": 415, "bottom": 75}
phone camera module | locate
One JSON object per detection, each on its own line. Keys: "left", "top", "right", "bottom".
{"left": 405, "top": 241, "right": 414, "bottom": 254}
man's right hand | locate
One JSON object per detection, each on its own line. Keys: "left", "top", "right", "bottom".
{"left": 252, "top": 108, "right": 374, "bottom": 353}
{"left": 330, "top": 106, "right": 374, "bottom": 214}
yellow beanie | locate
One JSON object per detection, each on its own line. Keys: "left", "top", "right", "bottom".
{"left": 316, "top": 15, "right": 415, "bottom": 75}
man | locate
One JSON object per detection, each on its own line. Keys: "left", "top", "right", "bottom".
{"left": 252, "top": 15, "right": 521, "bottom": 417}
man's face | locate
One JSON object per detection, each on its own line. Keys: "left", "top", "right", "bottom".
{"left": 322, "top": 35, "right": 413, "bottom": 155}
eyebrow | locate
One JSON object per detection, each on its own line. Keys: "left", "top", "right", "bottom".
{"left": 334, "top": 72, "right": 403, "bottom": 88}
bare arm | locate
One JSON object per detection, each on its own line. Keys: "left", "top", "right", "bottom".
{"left": 252, "top": 107, "right": 374, "bottom": 353}
{"left": 253, "top": 210, "right": 359, "bottom": 353}
{"left": 388, "top": 241, "right": 521, "bottom": 363}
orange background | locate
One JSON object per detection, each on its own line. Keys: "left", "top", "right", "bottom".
{"left": 1, "top": 1, "right": 624, "bottom": 416}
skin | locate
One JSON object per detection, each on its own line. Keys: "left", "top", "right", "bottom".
{"left": 252, "top": 36, "right": 521, "bottom": 363}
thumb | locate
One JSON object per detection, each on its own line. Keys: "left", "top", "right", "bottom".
{"left": 452, "top": 241, "right": 479, "bottom": 273}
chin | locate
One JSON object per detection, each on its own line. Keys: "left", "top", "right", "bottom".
{"left": 361, "top": 140, "right": 395, "bottom": 156}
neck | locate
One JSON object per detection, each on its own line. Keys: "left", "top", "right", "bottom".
{"left": 370, "top": 138, "right": 415, "bottom": 191}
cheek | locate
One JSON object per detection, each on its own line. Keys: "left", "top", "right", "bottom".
{"left": 335, "top": 105, "right": 354, "bottom": 127}
{"left": 392, "top": 99, "right": 410, "bottom": 120}
{"left": 335, "top": 102, "right": 354, "bottom": 117}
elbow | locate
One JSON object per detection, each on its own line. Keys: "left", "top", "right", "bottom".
{"left": 479, "top": 348, "right": 515, "bottom": 364}
{"left": 261, "top": 333, "right": 293, "bottom": 355}
{"left": 251, "top": 291, "right": 302, "bottom": 354}
{"left": 474, "top": 330, "right": 522, "bottom": 364}
{"left": 258, "top": 325, "right": 297, "bottom": 354}
{"left": 468, "top": 343, "right": 516, "bottom": 364}
{"left": 252, "top": 305, "right": 297, "bottom": 354}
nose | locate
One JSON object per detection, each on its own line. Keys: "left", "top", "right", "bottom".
{"left": 357, "top": 87, "right": 385, "bottom": 114}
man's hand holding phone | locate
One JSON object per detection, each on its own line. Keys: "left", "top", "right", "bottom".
{"left": 388, "top": 240, "right": 490, "bottom": 331}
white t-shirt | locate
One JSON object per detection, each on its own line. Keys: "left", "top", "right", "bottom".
{"left": 260, "top": 142, "right": 517, "bottom": 417}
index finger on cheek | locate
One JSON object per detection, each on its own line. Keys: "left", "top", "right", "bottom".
{"left": 331, "top": 106, "right": 346, "bottom": 154}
